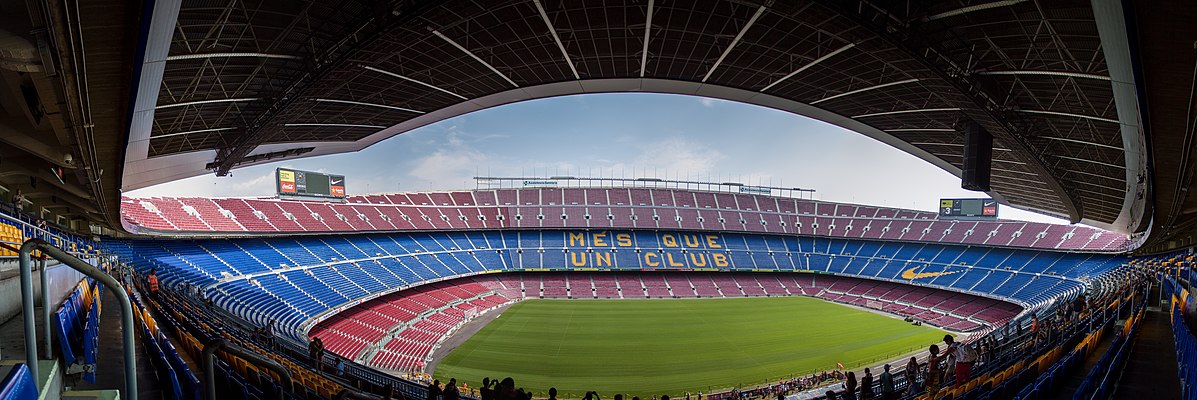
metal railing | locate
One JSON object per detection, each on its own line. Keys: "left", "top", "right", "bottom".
{"left": 19, "top": 238, "right": 138, "bottom": 400}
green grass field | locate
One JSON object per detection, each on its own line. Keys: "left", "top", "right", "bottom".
{"left": 434, "top": 297, "right": 945, "bottom": 398}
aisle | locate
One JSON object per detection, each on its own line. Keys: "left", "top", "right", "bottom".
{"left": 1111, "top": 311, "right": 1180, "bottom": 400}
{"left": 73, "top": 289, "right": 162, "bottom": 399}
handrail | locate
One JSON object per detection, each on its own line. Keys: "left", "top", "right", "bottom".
{"left": 19, "top": 238, "right": 137, "bottom": 400}
{"left": 38, "top": 258, "right": 48, "bottom": 359}
{"left": 0, "top": 242, "right": 44, "bottom": 258}
{"left": 202, "top": 338, "right": 293, "bottom": 400}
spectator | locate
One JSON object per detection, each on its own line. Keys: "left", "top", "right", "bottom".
{"left": 314, "top": 337, "right": 326, "bottom": 372}
{"left": 427, "top": 379, "right": 442, "bottom": 400}
{"left": 336, "top": 358, "right": 346, "bottom": 377}
{"left": 943, "top": 335, "right": 976, "bottom": 385}
{"left": 925, "top": 345, "right": 942, "bottom": 397}
{"left": 843, "top": 371, "right": 857, "bottom": 400}
{"left": 1029, "top": 315, "right": 1039, "bottom": 342}
{"left": 879, "top": 364, "right": 894, "bottom": 400}
{"left": 825, "top": 391, "right": 838, "bottom": 400}
{"left": 12, "top": 189, "right": 24, "bottom": 213}
{"left": 264, "top": 319, "right": 276, "bottom": 348}
{"left": 860, "top": 368, "right": 873, "bottom": 399}
{"left": 308, "top": 339, "right": 319, "bottom": 366}
{"left": 481, "top": 378, "right": 493, "bottom": 400}
{"left": 548, "top": 388, "right": 558, "bottom": 400}
{"left": 498, "top": 378, "right": 516, "bottom": 400}
{"left": 443, "top": 379, "right": 460, "bottom": 400}
{"left": 147, "top": 268, "right": 160, "bottom": 297}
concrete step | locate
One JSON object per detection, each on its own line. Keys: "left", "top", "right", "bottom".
{"left": 63, "top": 389, "right": 121, "bottom": 400}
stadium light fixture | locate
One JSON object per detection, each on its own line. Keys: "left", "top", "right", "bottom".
{"left": 974, "top": 70, "right": 1110, "bottom": 81}
{"left": 640, "top": 0, "right": 655, "bottom": 77}
{"left": 362, "top": 65, "right": 468, "bottom": 100}
{"left": 811, "top": 78, "right": 920, "bottom": 104}
{"left": 314, "top": 98, "right": 424, "bottom": 114}
{"left": 702, "top": 4, "right": 766, "bottom": 82}
{"left": 283, "top": 123, "right": 387, "bottom": 129}
{"left": 884, "top": 128, "right": 956, "bottom": 133}
{"left": 853, "top": 108, "right": 961, "bottom": 119}
{"left": 155, "top": 97, "right": 258, "bottom": 109}
{"left": 1016, "top": 109, "right": 1119, "bottom": 124}
{"left": 166, "top": 52, "right": 301, "bottom": 61}
{"left": 531, "top": 0, "right": 579, "bottom": 79}
{"left": 1052, "top": 154, "right": 1125, "bottom": 169}
{"left": 1040, "top": 136, "right": 1123, "bottom": 150}
{"left": 761, "top": 43, "right": 856, "bottom": 93}
{"left": 921, "top": 0, "right": 1029, "bottom": 22}
{"left": 431, "top": 30, "right": 519, "bottom": 88}
{"left": 151, "top": 127, "right": 237, "bottom": 139}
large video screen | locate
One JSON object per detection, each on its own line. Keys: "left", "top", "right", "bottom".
{"left": 939, "top": 198, "right": 997, "bottom": 218}
{"left": 277, "top": 168, "right": 345, "bottom": 199}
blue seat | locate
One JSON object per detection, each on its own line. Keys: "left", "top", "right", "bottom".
{"left": 0, "top": 364, "right": 38, "bottom": 400}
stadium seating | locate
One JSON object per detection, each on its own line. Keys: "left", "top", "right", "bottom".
{"left": 1162, "top": 276, "right": 1197, "bottom": 400}
{"left": 96, "top": 205, "right": 1151, "bottom": 400}
{"left": 0, "top": 364, "right": 38, "bottom": 400}
{"left": 54, "top": 278, "right": 101, "bottom": 383}
{"left": 305, "top": 271, "right": 1023, "bottom": 373}
{"left": 119, "top": 188, "right": 1131, "bottom": 251}
{"left": 145, "top": 289, "right": 351, "bottom": 400}
{"left": 105, "top": 230, "right": 1121, "bottom": 341}
{"left": 309, "top": 280, "right": 499, "bottom": 365}
{"left": 0, "top": 220, "right": 24, "bottom": 256}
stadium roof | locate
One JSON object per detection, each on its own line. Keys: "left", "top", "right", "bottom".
{"left": 5, "top": 0, "right": 1197, "bottom": 251}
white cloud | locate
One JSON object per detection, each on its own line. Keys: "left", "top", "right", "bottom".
{"left": 125, "top": 169, "right": 278, "bottom": 199}
{"left": 232, "top": 172, "right": 276, "bottom": 194}
{"left": 407, "top": 149, "right": 490, "bottom": 189}
{"left": 633, "top": 136, "right": 725, "bottom": 175}
{"left": 699, "top": 97, "right": 725, "bottom": 107}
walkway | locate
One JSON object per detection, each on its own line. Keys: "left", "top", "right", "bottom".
{"left": 1111, "top": 311, "right": 1181, "bottom": 400}
{"left": 0, "top": 289, "right": 164, "bottom": 398}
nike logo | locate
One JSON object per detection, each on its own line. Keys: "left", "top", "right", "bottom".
{"left": 901, "top": 267, "right": 962, "bottom": 280}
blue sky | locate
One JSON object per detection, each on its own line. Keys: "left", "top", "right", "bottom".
{"left": 129, "top": 93, "right": 1064, "bottom": 224}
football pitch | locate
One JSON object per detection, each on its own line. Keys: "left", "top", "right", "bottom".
{"left": 434, "top": 297, "right": 945, "bottom": 397}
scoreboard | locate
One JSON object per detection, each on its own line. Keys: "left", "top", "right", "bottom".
{"left": 276, "top": 168, "right": 346, "bottom": 200}
{"left": 939, "top": 198, "right": 998, "bottom": 218}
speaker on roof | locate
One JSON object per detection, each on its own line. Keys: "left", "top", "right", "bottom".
{"left": 961, "top": 121, "right": 992, "bottom": 192}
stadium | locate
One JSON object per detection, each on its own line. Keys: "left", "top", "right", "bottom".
{"left": 0, "top": 1, "right": 1192, "bottom": 400}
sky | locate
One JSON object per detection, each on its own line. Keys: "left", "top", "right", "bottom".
{"left": 128, "top": 93, "right": 1066, "bottom": 224}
